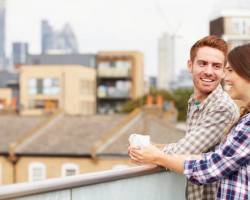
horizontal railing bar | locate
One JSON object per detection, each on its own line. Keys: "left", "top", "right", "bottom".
{"left": 0, "top": 165, "right": 164, "bottom": 200}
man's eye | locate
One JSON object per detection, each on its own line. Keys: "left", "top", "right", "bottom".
{"left": 199, "top": 62, "right": 206, "bottom": 66}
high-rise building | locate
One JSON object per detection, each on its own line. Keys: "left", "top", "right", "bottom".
{"left": 0, "top": 0, "right": 6, "bottom": 68}
{"left": 12, "top": 42, "right": 29, "bottom": 68}
{"left": 210, "top": 9, "right": 250, "bottom": 49}
{"left": 41, "top": 20, "right": 79, "bottom": 54}
{"left": 41, "top": 20, "right": 53, "bottom": 54}
{"left": 170, "top": 69, "right": 193, "bottom": 89}
{"left": 157, "top": 33, "right": 175, "bottom": 90}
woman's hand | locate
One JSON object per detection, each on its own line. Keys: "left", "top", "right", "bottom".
{"left": 128, "top": 144, "right": 165, "bottom": 165}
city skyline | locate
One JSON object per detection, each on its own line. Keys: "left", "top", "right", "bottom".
{"left": 5, "top": 0, "right": 250, "bottom": 76}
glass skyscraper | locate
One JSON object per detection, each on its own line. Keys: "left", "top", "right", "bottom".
{"left": 41, "top": 20, "right": 79, "bottom": 54}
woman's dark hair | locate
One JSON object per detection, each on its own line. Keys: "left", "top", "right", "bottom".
{"left": 228, "top": 43, "right": 250, "bottom": 82}
{"left": 228, "top": 43, "right": 250, "bottom": 117}
{"left": 221, "top": 44, "right": 250, "bottom": 141}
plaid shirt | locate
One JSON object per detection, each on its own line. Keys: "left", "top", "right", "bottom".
{"left": 184, "top": 113, "right": 250, "bottom": 200}
{"left": 164, "top": 85, "right": 239, "bottom": 200}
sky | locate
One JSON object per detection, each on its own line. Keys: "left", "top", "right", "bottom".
{"left": 5, "top": 0, "right": 250, "bottom": 77}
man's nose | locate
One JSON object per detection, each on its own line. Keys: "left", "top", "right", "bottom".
{"left": 204, "top": 65, "right": 213, "bottom": 75}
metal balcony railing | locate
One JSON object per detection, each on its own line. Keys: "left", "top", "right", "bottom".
{"left": 0, "top": 165, "right": 186, "bottom": 200}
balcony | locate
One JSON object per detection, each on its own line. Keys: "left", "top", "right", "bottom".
{"left": 0, "top": 165, "right": 186, "bottom": 200}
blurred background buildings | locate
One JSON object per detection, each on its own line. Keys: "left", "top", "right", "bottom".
{"left": 41, "top": 20, "right": 79, "bottom": 54}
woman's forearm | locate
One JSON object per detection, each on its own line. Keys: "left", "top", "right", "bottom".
{"left": 154, "top": 154, "right": 202, "bottom": 174}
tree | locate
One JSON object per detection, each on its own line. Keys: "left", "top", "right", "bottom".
{"left": 121, "top": 88, "right": 193, "bottom": 121}
{"left": 172, "top": 88, "right": 193, "bottom": 121}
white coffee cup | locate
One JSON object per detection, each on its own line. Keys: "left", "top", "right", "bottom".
{"left": 129, "top": 134, "right": 150, "bottom": 148}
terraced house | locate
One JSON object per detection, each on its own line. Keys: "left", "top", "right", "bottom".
{"left": 0, "top": 107, "right": 184, "bottom": 185}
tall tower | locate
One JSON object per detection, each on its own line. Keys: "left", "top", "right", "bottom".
{"left": 41, "top": 20, "right": 53, "bottom": 54}
{"left": 12, "top": 42, "right": 29, "bottom": 68}
{"left": 0, "top": 0, "right": 6, "bottom": 68}
{"left": 41, "top": 20, "right": 79, "bottom": 54}
{"left": 157, "top": 32, "right": 175, "bottom": 90}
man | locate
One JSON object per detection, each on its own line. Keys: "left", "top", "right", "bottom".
{"left": 129, "top": 35, "right": 239, "bottom": 200}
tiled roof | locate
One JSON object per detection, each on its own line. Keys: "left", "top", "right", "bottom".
{"left": 0, "top": 115, "right": 46, "bottom": 153}
{"left": 100, "top": 115, "right": 185, "bottom": 155}
{"left": 0, "top": 113, "right": 185, "bottom": 157}
{"left": 16, "top": 115, "right": 125, "bottom": 155}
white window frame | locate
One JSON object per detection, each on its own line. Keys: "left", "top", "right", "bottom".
{"left": 28, "top": 162, "right": 46, "bottom": 182}
{"left": 61, "top": 163, "right": 79, "bottom": 177}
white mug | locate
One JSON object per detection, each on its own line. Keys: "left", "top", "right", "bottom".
{"left": 129, "top": 134, "right": 150, "bottom": 148}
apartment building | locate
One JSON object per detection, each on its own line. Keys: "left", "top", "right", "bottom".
{"left": 96, "top": 51, "right": 144, "bottom": 113}
{"left": 20, "top": 65, "right": 96, "bottom": 115}
{"left": 210, "top": 9, "right": 250, "bottom": 49}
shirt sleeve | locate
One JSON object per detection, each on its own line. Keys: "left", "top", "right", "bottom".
{"left": 183, "top": 117, "right": 250, "bottom": 185}
{"left": 164, "top": 108, "right": 236, "bottom": 154}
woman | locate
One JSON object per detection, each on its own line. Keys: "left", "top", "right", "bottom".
{"left": 129, "top": 44, "right": 250, "bottom": 200}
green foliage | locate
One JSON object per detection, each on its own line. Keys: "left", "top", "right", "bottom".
{"left": 121, "top": 88, "right": 193, "bottom": 122}
{"left": 121, "top": 88, "right": 175, "bottom": 113}
{"left": 121, "top": 96, "right": 146, "bottom": 113}
{"left": 172, "top": 88, "right": 193, "bottom": 121}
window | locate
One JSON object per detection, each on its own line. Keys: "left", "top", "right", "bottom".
{"left": 28, "top": 78, "right": 37, "bottom": 95}
{"left": 28, "top": 78, "right": 60, "bottom": 96}
{"left": 232, "top": 18, "right": 250, "bottom": 35}
{"left": 61, "top": 163, "right": 79, "bottom": 177}
{"left": 43, "top": 78, "right": 60, "bottom": 95}
{"left": 28, "top": 162, "right": 46, "bottom": 182}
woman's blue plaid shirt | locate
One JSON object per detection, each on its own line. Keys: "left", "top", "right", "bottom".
{"left": 184, "top": 113, "right": 250, "bottom": 200}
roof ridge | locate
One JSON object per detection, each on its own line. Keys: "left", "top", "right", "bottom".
{"left": 9, "top": 110, "right": 64, "bottom": 157}
{"left": 91, "top": 109, "right": 142, "bottom": 158}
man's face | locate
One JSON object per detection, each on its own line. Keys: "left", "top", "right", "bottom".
{"left": 188, "top": 46, "right": 225, "bottom": 96}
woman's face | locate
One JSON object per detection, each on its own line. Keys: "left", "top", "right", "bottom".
{"left": 224, "top": 63, "right": 250, "bottom": 101}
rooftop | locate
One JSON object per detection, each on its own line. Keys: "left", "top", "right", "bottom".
{"left": 0, "top": 111, "right": 185, "bottom": 157}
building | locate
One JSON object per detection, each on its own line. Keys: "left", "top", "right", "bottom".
{"left": 210, "top": 9, "right": 250, "bottom": 49}
{"left": 0, "top": 0, "right": 6, "bottom": 69}
{"left": 41, "top": 20, "right": 78, "bottom": 54}
{"left": 27, "top": 54, "right": 96, "bottom": 67}
{"left": 96, "top": 51, "right": 144, "bottom": 114}
{"left": 20, "top": 65, "right": 96, "bottom": 116}
{"left": 0, "top": 70, "right": 19, "bottom": 111}
{"left": 12, "top": 42, "right": 29, "bottom": 69}
{"left": 0, "top": 108, "right": 184, "bottom": 185}
{"left": 170, "top": 69, "right": 193, "bottom": 89}
{"left": 157, "top": 33, "right": 175, "bottom": 91}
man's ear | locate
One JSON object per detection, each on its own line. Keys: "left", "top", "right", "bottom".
{"left": 187, "top": 60, "right": 192, "bottom": 73}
